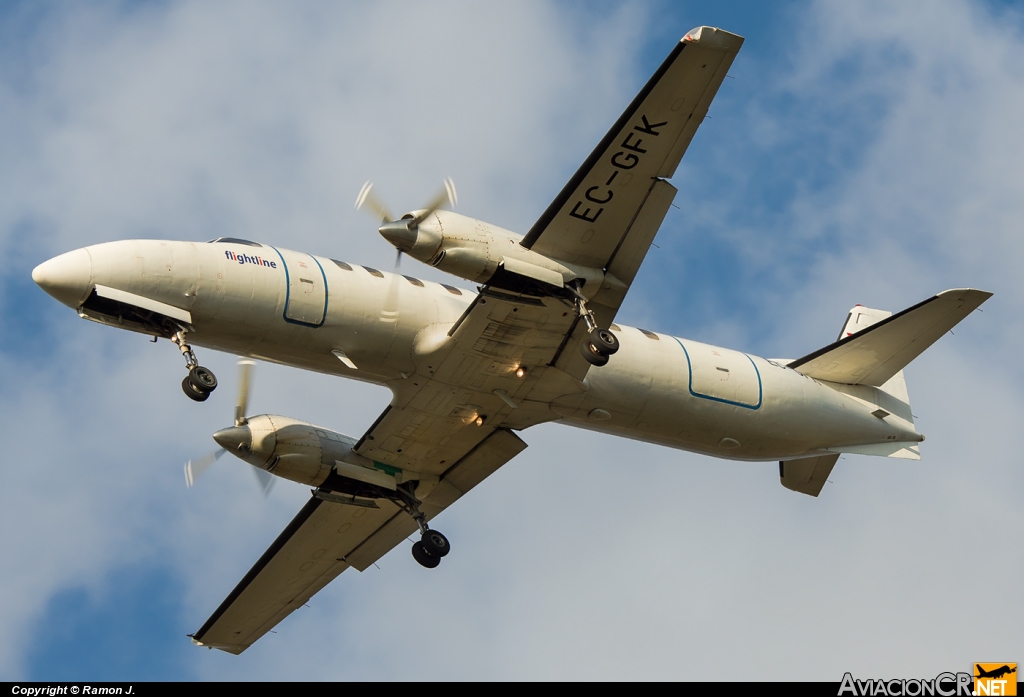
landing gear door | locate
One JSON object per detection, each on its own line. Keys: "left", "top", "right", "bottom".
{"left": 275, "top": 248, "right": 328, "bottom": 327}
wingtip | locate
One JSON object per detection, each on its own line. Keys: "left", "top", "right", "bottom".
{"left": 681, "top": 26, "right": 745, "bottom": 50}
{"left": 935, "top": 288, "right": 994, "bottom": 304}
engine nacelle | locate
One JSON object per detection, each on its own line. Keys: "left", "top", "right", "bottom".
{"left": 383, "top": 210, "right": 605, "bottom": 296}
{"left": 212, "top": 415, "right": 419, "bottom": 493}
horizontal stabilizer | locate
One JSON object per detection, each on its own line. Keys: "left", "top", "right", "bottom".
{"left": 789, "top": 288, "right": 992, "bottom": 386}
{"left": 780, "top": 454, "right": 839, "bottom": 497}
{"left": 826, "top": 441, "right": 920, "bottom": 460}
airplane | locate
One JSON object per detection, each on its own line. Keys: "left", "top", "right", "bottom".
{"left": 30, "top": 26, "right": 991, "bottom": 655}
{"left": 976, "top": 665, "right": 1017, "bottom": 680}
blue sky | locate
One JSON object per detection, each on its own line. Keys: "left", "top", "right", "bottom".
{"left": 1, "top": 0, "right": 1022, "bottom": 681}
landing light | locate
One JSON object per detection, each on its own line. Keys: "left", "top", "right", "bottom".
{"left": 515, "top": 367, "right": 525, "bottom": 378}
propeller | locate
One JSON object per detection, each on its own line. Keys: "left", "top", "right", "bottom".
{"left": 234, "top": 358, "right": 254, "bottom": 426}
{"left": 356, "top": 178, "right": 457, "bottom": 324}
{"left": 184, "top": 359, "right": 275, "bottom": 496}
{"left": 355, "top": 177, "right": 457, "bottom": 255}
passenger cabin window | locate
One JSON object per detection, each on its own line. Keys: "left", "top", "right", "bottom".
{"left": 207, "top": 237, "right": 262, "bottom": 247}
{"left": 441, "top": 284, "right": 463, "bottom": 295}
{"left": 403, "top": 276, "right": 424, "bottom": 287}
{"left": 362, "top": 266, "right": 384, "bottom": 278}
{"left": 639, "top": 328, "right": 659, "bottom": 340}
{"left": 332, "top": 260, "right": 352, "bottom": 271}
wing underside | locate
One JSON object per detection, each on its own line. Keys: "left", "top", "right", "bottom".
{"left": 191, "top": 428, "right": 526, "bottom": 654}
{"left": 521, "top": 27, "right": 743, "bottom": 272}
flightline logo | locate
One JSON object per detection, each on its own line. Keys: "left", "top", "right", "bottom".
{"left": 224, "top": 250, "right": 277, "bottom": 268}
{"left": 837, "top": 664, "right": 1017, "bottom": 697}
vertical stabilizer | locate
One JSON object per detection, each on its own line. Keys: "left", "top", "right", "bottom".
{"left": 835, "top": 305, "right": 912, "bottom": 419}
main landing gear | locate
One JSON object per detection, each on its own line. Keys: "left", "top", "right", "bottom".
{"left": 172, "top": 329, "right": 218, "bottom": 402}
{"left": 389, "top": 482, "right": 451, "bottom": 569}
{"left": 569, "top": 285, "right": 619, "bottom": 367}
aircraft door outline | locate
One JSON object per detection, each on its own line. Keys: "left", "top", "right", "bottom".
{"left": 270, "top": 246, "right": 329, "bottom": 327}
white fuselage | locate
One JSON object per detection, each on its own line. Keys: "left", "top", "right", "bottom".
{"left": 40, "top": 239, "right": 921, "bottom": 464}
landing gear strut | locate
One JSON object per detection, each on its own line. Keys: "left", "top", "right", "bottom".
{"left": 172, "top": 329, "right": 218, "bottom": 402}
{"left": 569, "top": 284, "right": 619, "bottom": 367}
{"left": 388, "top": 482, "right": 451, "bottom": 569}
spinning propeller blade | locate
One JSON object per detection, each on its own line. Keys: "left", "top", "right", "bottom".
{"left": 354, "top": 182, "right": 393, "bottom": 223}
{"left": 185, "top": 449, "right": 225, "bottom": 488}
{"left": 251, "top": 467, "right": 276, "bottom": 497}
{"left": 185, "top": 358, "right": 271, "bottom": 496}
{"left": 235, "top": 359, "right": 255, "bottom": 426}
{"left": 380, "top": 248, "right": 403, "bottom": 324}
{"left": 409, "top": 177, "right": 457, "bottom": 228}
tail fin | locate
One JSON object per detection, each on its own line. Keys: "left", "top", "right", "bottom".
{"left": 790, "top": 288, "right": 991, "bottom": 387}
{"left": 832, "top": 304, "right": 912, "bottom": 417}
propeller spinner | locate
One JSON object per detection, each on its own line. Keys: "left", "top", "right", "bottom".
{"left": 355, "top": 178, "right": 457, "bottom": 324}
{"left": 355, "top": 178, "right": 457, "bottom": 254}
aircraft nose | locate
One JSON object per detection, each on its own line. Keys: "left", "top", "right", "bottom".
{"left": 32, "top": 248, "right": 93, "bottom": 308}
{"left": 213, "top": 426, "right": 253, "bottom": 453}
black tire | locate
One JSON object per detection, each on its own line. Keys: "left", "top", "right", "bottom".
{"left": 421, "top": 529, "right": 450, "bottom": 558}
{"left": 182, "top": 376, "right": 210, "bottom": 402}
{"left": 589, "top": 327, "right": 619, "bottom": 355}
{"left": 579, "top": 341, "right": 610, "bottom": 367}
{"left": 189, "top": 365, "right": 218, "bottom": 392}
{"left": 411, "top": 541, "right": 440, "bottom": 569}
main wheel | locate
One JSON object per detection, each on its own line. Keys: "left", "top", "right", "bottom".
{"left": 189, "top": 366, "right": 218, "bottom": 392}
{"left": 182, "top": 376, "right": 210, "bottom": 402}
{"left": 411, "top": 541, "right": 440, "bottom": 569}
{"left": 421, "top": 529, "right": 450, "bottom": 558}
{"left": 579, "top": 341, "right": 610, "bottom": 367}
{"left": 589, "top": 327, "right": 619, "bottom": 355}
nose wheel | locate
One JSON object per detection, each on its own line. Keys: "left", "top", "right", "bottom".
{"left": 173, "top": 330, "right": 218, "bottom": 402}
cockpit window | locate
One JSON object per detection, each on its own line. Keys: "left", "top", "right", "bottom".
{"left": 207, "top": 237, "right": 263, "bottom": 247}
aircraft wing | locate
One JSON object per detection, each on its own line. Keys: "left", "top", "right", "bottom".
{"left": 193, "top": 283, "right": 595, "bottom": 653}
{"left": 191, "top": 428, "right": 526, "bottom": 654}
{"left": 354, "top": 286, "right": 590, "bottom": 475}
{"left": 521, "top": 26, "right": 743, "bottom": 280}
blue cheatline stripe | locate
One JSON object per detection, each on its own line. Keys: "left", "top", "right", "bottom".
{"left": 671, "top": 336, "right": 762, "bottom": 410}
{"left": 270, "top": 246, "right": 329, "bottom": 328}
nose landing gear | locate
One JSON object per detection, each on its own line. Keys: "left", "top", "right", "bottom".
{"left": 172, "top": 329, "right": 218, "bottom": 402}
